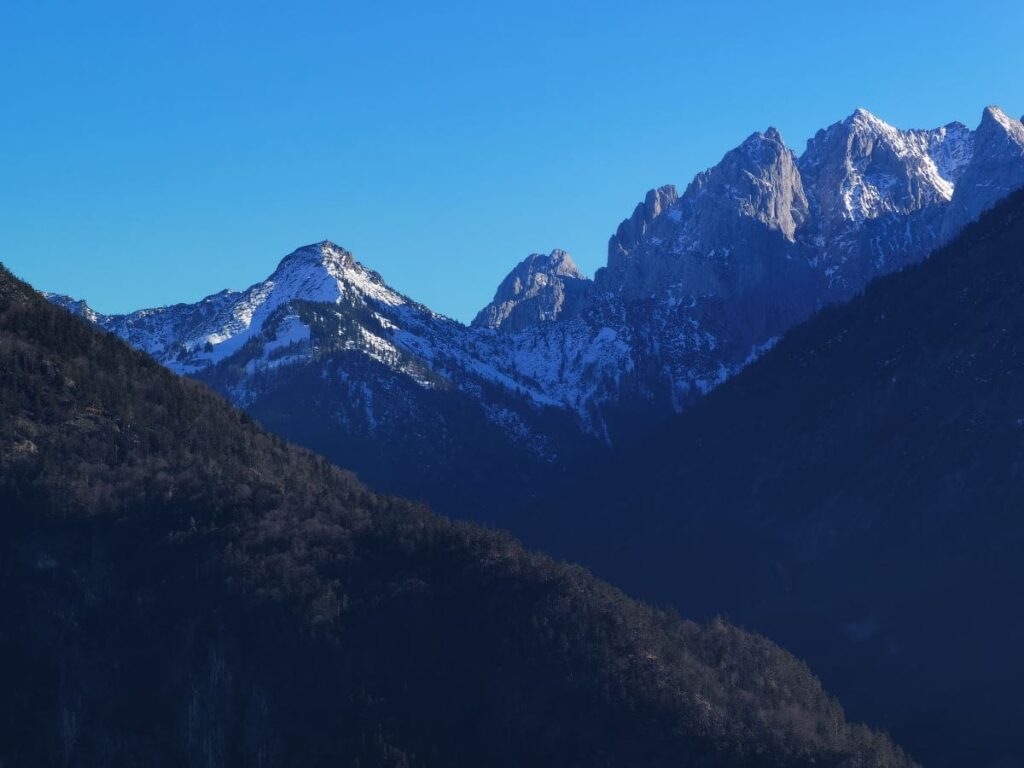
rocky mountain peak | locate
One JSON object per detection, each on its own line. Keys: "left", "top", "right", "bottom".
{"left": 607, "top": 185, "right": 678, "bottom": 264}
{"left": 685, "top": 126, "right": 807, "bottom": 239}
{"left": 800, "top": 107, "right": 963, "bottom": 240}
{"left": 473, "top": 249, "right": 591, "bottom": 332}
{"left": 502, "top": 249, "right": 586, "bottom": 283}
{"left": 847, "top": 106, "right": 886, "bottom": 128}
{"left": 592, "top": 127, "right": 811, "bottom": 301}
{"left": 940, "top": 105, "right": 1024, "bottom": 239}
{"left": 980, "top": 104, "right": 1023, "bottom": 134}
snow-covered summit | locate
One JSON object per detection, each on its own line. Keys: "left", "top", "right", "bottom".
{"left": 800, "top": 108, "right": 964, "bottom": 232}
{"left": 270, "top": 240, "right": 410, "bottom": 309}
{"left": 53, "top": 240, "right": 426, "bottom": 375}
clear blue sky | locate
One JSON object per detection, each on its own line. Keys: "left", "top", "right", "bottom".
{"left": 2, "top": 0, "right": 1022, "bottom": 322}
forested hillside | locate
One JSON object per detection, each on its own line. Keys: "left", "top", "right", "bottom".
{"left": 0, "top": 266, "right": 910, "bottom": 766}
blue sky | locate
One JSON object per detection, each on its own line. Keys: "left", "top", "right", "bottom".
{"left": 2, "top": 0, "right": 1022, "bottom": 322}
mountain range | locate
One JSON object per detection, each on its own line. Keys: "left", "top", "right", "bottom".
{"left": 23, "top": 103, "right": 1024, "bottom": 765}
{"left": 0, "top": 263, "right": 911, "bottom": 766}
{"left": 524, "top": 187, "right": 1024, "bottom": 768}
{"left": 48, "top": 106, "right": 1024, "bottom": 521}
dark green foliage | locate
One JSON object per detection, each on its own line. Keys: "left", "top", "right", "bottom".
{"left": 0, "top": 266, "right": 910, "bottom": 766}
{"left": 526, "top": 189, "right": 1024, "bottom": 768}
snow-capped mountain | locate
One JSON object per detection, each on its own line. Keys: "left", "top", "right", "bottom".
{"left": 52, "top": 242, "right": 429, "bottom": 377}
{"left": 48, "top": 241, "right": 602, "bottom": 518}
{"left": 48, "top": 106, "right": 1024, "bottom": 519}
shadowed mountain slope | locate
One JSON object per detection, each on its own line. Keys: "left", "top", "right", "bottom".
{"left": 525, "top": 188, "right": 1024, "bottom": 768}
{"left": 0, "top": 267, "right": 910, "bottom": 767}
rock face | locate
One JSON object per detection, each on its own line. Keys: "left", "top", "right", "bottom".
{"left": 524, "top": 188, "right": 1024, "bottom": 768}
{"left": 940, "top": 106, "right": 1024, "bottom": 238}
{"left": 602, "top": 184, "right": 679, "bottom": 294}
{"left": 599, "top": 129, "right": 809, "bottom": 300}
{"left": 48, "top": 106, "right": 1024, "bottom": 520}
{"left": 473, "top": 250, "right": 590, "bottom": 332}
{"left": 796, "top": 109, "right": 972, "bottom": 295}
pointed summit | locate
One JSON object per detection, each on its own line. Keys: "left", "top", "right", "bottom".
{"left": 614, "top": 185, "right": 679, "bottom": 254}
{"left": 735, "top": 127, "right": 790, "bottom": 164}
{"left": 800, "top": 107, "right": 961, "bottom": 235}
{"left": 941, "top": 105, "right": 1024, "bottom": 238}
{"left": 980, "top": 104, "right": 1021, "bottom": 132}
{"left": 685, "top": 124, "right": 806, "bottom": 240}
{"left": 597, "top": 127, "right": 809, "bottom": 299}
{"left": 847, "top": 107, "right": 884, "bottom": 125}
{"left": 974, "top": 105, "right": 1024, "bottom": 145}
{"left": 838, "top": 108, "right": 904, "bottom": 141}
{"left": 473, "top": 249, "right": 591, "bottom": 332}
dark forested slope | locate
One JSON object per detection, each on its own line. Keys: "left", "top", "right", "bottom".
{"left": 525, "top": 189, "right": 1024, "bottom": 768}
{"left": 0, "top": 267, "right": 909, "bottom": 766}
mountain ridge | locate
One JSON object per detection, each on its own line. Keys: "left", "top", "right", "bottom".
{"left": 46, "top": 105, "right": 1024, "bottom": 520}
{"left": 520, "top": 186, "right": 1024, "bottom": 768}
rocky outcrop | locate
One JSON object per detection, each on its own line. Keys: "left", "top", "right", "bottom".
{"left": 799, "top": 109, "right": 963, "bottom": 236}
{"left": 596, "top": 129, "right": 810, "bottom": 300}
{"left": 472, "top": 250, "right": 590, "bottom": 332}
{"left": 940, "top": 106, "right": 1024, "bottom": 239}
{"left": 602, "top": 184, "right": 678, "bottom": 293}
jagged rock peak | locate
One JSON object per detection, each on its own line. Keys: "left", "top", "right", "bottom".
{"left": 608, "top": 185, "right": 678, "bottom": 260}
{"left": 473, "top": 249, "right": 591, "bottom": 332}
{"left": 684, "top": 124, "right": 807, "bottom": 241}
{"left": 847, "top": 106, "right": 888, "bottom": 127}
{"left": 799, "top": 107, "right": 968, "bottom": 235}
{"left": 971, "top": 105, "right": 1024, "bottom": 152}
{"left": 940, "top": 105, "right": 1024, "bottom": 239}
{"left": 981, "top": 104, "right": 1024, "bottom": 133}
{"left": 729, "top": 126, "right": 793, "bottom": 166}
{"left": 528, "top": 249, "right": 586, "bottom": 278}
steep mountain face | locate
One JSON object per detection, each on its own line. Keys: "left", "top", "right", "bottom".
{"left": 797, "top": 109, "right": 971, "bottom": 293}
{"left": 0, "top": 264, "right": 914, "bottom": 767}
{"left": 495, "top": 106, "right": 1022, "bottom": 443}
{"left": 48, "top": 107, "right": 1024, "bottom": 521}
{"left": 598, "top": 128, "right": 811, "bottom": 299}
{"left": 473, "top": 249, "right": 591, "bottom": 332}
{"left": 522, "top": 189, "right": 1024, "bottom": 768}
{"left": 941, "top": 106, "right": 1024, "bottom": 238}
